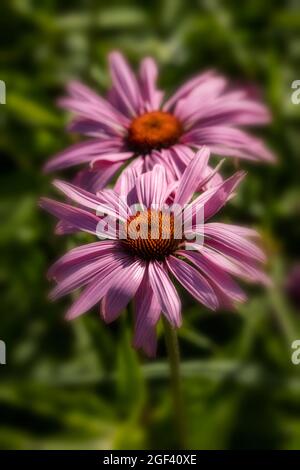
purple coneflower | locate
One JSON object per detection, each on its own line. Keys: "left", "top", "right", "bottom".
{"left": 40, "top": 147, "right": 269, "bottom": 356}
{"left": 44, "top": 52, "right": 275, "bottom": 192}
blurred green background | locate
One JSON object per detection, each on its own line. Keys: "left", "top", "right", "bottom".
{"left": 1, "top": 0, "right": 300, "bottom": 450}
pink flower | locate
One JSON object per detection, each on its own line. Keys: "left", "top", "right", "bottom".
{"left": 40, "top": 147, "right": 269, "bottom": 356}
{"left": 44, "top": 51, "right": 275, "bottom": 192}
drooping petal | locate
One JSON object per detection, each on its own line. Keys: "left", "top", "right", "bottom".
{"left": 55, "top": 219, "right": 78, "bottom": 235}
{"left": 166, "top": 255, "right": 218, "bottom": 310}
{"left": 205, "top": 222, "right": 260, "bottom": 239}
{"left": 183, "top": 126, "right": 275, "bottom": 163}
{"left": 148, "top": 261, "right": 182, "bottom": 327}
{"left": 177, "top": 249, "right": 246, "bottom": 303}
{"left": 96, "top": 188, "right": 130, "bottom": 222}
{"left": 90, "top": 151, "right": 133, "bottom": 169}
{"left": 50, "top": 252, "right": 116, "bottom": 300}
{"left": 65, "top": 253, "right": 133, "bottom": 319}
{"left": 39, "top": 198, "right": 100, "bottom": 235}
{"left": 133, "top": 270, "right": 161, "bottom": 357}
{"left": 216, "top": 245, "right": 270, "bottom": 286}
{"left": 185, "top": 93, "right": 271, "bottom": 128}
{"left": 48, "top": 241, "right": 117, "bottom": 281}
{"left": 101, "top": 259, "right": 145, "bottom": 323}
{"left": 57, "top": 97, "right": 126, "bottom": 134}
{"left": 67, "top": 118, "right": 109, "bottom": 137}
{"left": 73, "top": 163, "right": 124, "bottom": 193}
{"left": 53, "top": 181, "right": 129, "bottom": 222}
{"left": 53, "top": 180, "right": 106, "bottom": 211}
{"left": 43, "top": 139, "right": 121, "bottom": 173}
{"left": 190, "top": 244, "right": 270, "bottom": 286}
{"left": 204, "top": 224, "right": 266, "bottom": 263}
{"left": 66, "top": 80, "right": 130, "bottom": 126}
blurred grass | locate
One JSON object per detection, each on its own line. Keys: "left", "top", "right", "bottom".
{"left": 0, "top": 0, "right": 300, "bottom": 450}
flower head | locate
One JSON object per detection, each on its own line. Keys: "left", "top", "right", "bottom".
{"left": 40, "top": 147, "right": 269, "bottom": 356}
{"left": 44, "top": 52, "right": 275, "bottom": 193}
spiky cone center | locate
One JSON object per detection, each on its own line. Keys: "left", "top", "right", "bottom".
{"left": 127, "top": 111, "right": 183, "bottom": 153}
{"left": 122, "top": 209, "right": 183, "bottom": 260}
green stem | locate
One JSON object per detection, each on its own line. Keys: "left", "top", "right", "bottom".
{"left": 162, "top": 317, "right": 186, "bottom": 449}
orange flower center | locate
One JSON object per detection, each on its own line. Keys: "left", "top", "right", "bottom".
{"left": 122, "top": 209, "right": 182, "bottom": 260}
{"left": 127, "top": 111, "right": 183, "bottom": 153}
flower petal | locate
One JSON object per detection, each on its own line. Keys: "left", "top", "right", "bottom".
{"left": 55, "top": 219, "right": 78, "bottom": 235}
{"left": 166, "top": 255, "right": 218, "bottom": 310}
{"left": 204, "top": 224, "right": 266, "bottom": 263}
{"left": 66, "top": 80, "right": 129, "bottom": 126}
{"left": 185, "top": 92, "right": 270, "bottom": 127}
{"left": 190, "top": 244, "right": 270, "bottom": 286}
{"left": 109, "top": 51, "right": 141, "bottom": 116}
{"left": 114, "top": 157, "right": 144, "bottom": 206}
{"left": 177, "top": 250, "right": 246, "bottom": 303}
{"left": 39, "top": 198, "right": 99, "bottom": 235}
{"left": 163, "top": 70, "right": 216, "bottom": 111}
{"left": 174, "top": 146, "right": 210, "bottom": 206}
{"left": 53, "top": 180, "right": 129, "bottom": 222}
{"left": 48, "top": 241, "right": 117, "bottom": 281}
{"left": 65, "top": 254, "right": 133, "bottom": 319}
{"left": 139, "top": 57, "right": 164, "bottom": 110}
{"left": 50, "top": 252, "right": 116, "bottom": 300}
{"left": 205, "top": 222, "right": 260, "bottom": 239}
{"left": 72, "top": 163, "right": 123, "bottom": 193}
{"left": 148, "top": 261, "right": 182, "bottom": 327}
{"left": 44, "top": 139, "right": 121, "bottom": 173}
{"left": 175, "top": 77, "right": 227, "bottom": 121}
{"left": 214, "top": 246, "right": 270, "bottom": 286}
{"left": 90, "top": 151, "right": 133, "bottom": 169}
{"left": 133, "top": 270, "right": 161, "bottom": 357}
{"left": 184, "top": 170, "right": 246, "bottom": 227}
{"left": 184, "top": 126, "right": 275, "bottom": 163}
{"left": 101, "top": 259, "right": 145, "bottom": 323}
{"left": 136, "top": 165, "right": 168, "bottom": 208}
